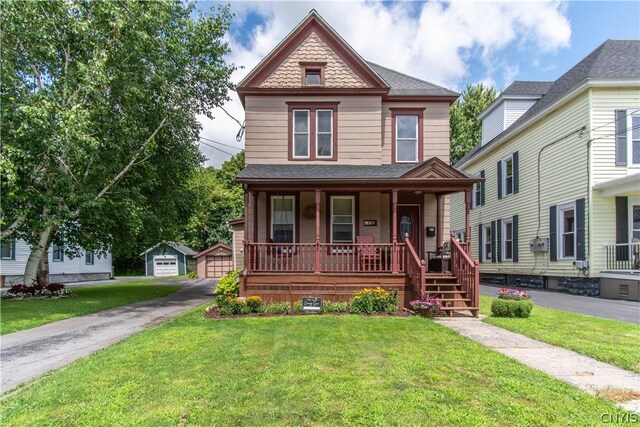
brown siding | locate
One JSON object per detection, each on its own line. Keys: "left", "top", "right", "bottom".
{"left": 231, "top": 224, "right": 245, "bottom": 270}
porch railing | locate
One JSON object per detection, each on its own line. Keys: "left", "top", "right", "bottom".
{"left": 245, "top": 242, "right": 406, "bottom": 274}
{"left": 404, "top": 235, "right": 425, "bottom": 296}
{"left": 604, "top": 242, "right": 640, "bottom": 271}
{"left": 450, "top": 233, "right": 479, "bottom": 311}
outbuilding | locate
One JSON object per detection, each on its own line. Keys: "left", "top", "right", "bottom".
{"left": 140, "top": 241, "right": 197, "bottom": 277}
{"left": 194, "top": 243, "right": 234, "bottom": 279}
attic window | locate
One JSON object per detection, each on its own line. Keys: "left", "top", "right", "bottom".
{"left": 305, "top": 69, "right": 322, "bottom": 85}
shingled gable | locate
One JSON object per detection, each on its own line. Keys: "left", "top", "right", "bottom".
{"left": 401, "top": 157, "right": 470, "bottom": 180}
{"left": 237, "top": 10, "right": 389, "bottom": 102}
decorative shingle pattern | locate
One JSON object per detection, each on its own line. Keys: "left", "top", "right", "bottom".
{"left": 260, "top": 32, "right": 367, "bottom": 88}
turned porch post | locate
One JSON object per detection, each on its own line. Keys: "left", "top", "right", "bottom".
{"left": 314, "top": 189, "right": 321, "bottom": 274}
{"left": 464, "top": 189, "right": 471, "bottom": 254}
{"left": 243, "top": 189, "right": 249, "bottom": 271}
{"left": 250, "top": 191, "right": 258, "bottom": 243}
{"left": 392, "top": 189, "right": 398, "bottom": 273}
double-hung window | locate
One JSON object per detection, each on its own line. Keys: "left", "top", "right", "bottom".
{"left": 271, "top": 196, "right": 295, "bottom": 244}
{"left": 331, "top": 196, "right": 355, "bottom": 244}
{"left": 85, "top": 251, "right": 94, "bottom": 265}
{"left": 502, "top": 154, "right": 514, "bottom": 197}
{"left": 631, "top": 112, "right": 640, "bottom": 165}
{"left": 289, "top": 103, "right": 338, "bottom": 160}
{"left": 473, "top": 182, "right": 482, "bottom": 208}
{"left": 392, "top": 109, "right": 423, "bottom": 163}
{"left": 52, "top": 240, "right": 64, "bottom": 262}
{"left": 483, "top": 224, "right": 492, "bottom": 262}
{"left": 558, "top": 202, "right": 576, "bottom": 259}
{"left": 1, "top": 238, "right": 15, "bottom": 260}
{"left": 502, "top": 218, "right": 514, "bottom": 261}
{"left": 454, "top": 230, "right": 465, "bottom": 243}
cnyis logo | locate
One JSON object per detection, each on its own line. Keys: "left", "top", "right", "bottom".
{"left": 600, "top": 413, "right": 639, "bottom": 424}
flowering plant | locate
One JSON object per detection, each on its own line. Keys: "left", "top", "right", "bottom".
{"left": 496, "top": 288, "right": 530, "bottom": 300}
{"left": 3, "top": 283, "right": 72, "bottom": 299}
{"left": 410, "top": 297, "right": 442, "bottom": 317}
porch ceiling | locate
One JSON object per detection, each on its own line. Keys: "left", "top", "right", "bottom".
{"left": 593, "top": 173, "right": 640, "bottom": 197}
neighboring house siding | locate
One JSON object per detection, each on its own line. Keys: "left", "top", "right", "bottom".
{"left": 481, "top": 102, "right": 505, "bottom": 145}
{"left": 244, "top": 95, "right": 382, "bottom": 165}
{"left": 231, "top": 225, "right": 245, "bottom": 270}
{"left": 451, "top": 92, "right": 590, "bottom": 277}
{"left": 504, "top": 99, "right": 537, "bottom": 129}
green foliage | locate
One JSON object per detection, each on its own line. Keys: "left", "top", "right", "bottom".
{"left": 350, "top": 288, "right": 398, "bottom": 314}
{"left": 1, "top": 1, "right": 236, "bottom": 265}
{"left": 246, "top": 296, "right": 263, "bottom": 313}
{"left": 214, "top": 269, "right": 240, "bottom": 299}
{"left": 186, "top": 271, "right": 198, "bottom": 279}
{"left": 322, "top": 300, "right": 350, "bottom": 313}
{"left": 491, "top": 298, "right": 534, "bottom": 318}
{"left": 264, "top": 301, "right": 291, "bottom": 315}
{"left": 293, "top": 300, "right": 303, "bottom": 313}
{"left": 450, "top": 83, "right": 497, "bottom": 165}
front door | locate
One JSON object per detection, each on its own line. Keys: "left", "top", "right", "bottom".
{"left": 397, "top": 206, "right": 420, "bottom": 254}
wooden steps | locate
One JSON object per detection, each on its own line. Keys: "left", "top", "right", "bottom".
{"left": 422, "top": 272, "right": 478, "bottom": 318}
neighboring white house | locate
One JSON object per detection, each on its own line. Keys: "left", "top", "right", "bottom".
{"left": 450, "top": 39, "right": 640, "bottom": 301}
{"left": 0, "top": 238, "right": 112, "bottom": 286}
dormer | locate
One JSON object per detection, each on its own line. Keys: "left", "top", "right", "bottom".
{"left": 478, "top": 81, "right": 552, "bottom": 146}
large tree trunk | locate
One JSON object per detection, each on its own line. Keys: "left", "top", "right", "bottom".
{"left": 37, "top": 250, "right": 50, "bottom": 286}
{"left": 23, "top": 226, "right": 54, "bottom": 285}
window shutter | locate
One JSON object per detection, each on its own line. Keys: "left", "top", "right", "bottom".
{"left": 615, "top": 196, "right": 629, "bottom": 261}
{"left": 480, "top": 170, "right": 486, "bottom": 206}
{"left": 549, "top": 205, "right": 558, "bottom": 261}
{"left": 496, "top": 219, "right": 503, "bottom": 262}
{"left": 513, "top": 215, "right": 519, "bottom": 262}
{"left": 576, "top": 198, "right": 586, "bottom": 261}
{"left": 491, "top": 221, "right": 496, "bottom": 263}
{"left": 497, "top": 161, "right": 503, "bottom": 199}
{"left": 478, "top": 223, "right": 483, "bottom": 263}
{"left": 615, "top": 110, "right": 628, "bottom": 166}
{"left": 12, "top": 239, "right": 16, "bottom": 260}
{"left": 513, "top": 152, "right": 519, "bottom": 194}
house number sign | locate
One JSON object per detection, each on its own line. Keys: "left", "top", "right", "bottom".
{"left": 364, "top": 220, "right": 377, "bottom": 226}
{"left": 302, "top": 296, "right": 323, "bottom": 312}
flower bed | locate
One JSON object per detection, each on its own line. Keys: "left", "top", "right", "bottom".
{"left": 491, "top": 288, "right": 533, "bottom": 318}
{"left": 2, "top": 283, "right": 73, "bottom": 300}
{"left": 410, "top": 297, "right": 442, "bottom": 317}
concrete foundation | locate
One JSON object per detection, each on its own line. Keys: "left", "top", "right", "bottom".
{"left": 481, "top": 273, "right": 600, "bottom": 296}
{"left": 600, "top": 277, "right": 640, "bottom": 301}
{"left": 1, "top": 272, "right": 111, "bottom": 287}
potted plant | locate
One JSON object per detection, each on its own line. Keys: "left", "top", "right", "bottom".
{"left": 410, "top": 297, "right": 442, "bottom": 317}
{"left": 491, "top": 288, "right": 534, "bottom": 318}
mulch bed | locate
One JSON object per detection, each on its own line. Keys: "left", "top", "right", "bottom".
{"left": 203, "top": 305, "right": 414, "bottom": 319}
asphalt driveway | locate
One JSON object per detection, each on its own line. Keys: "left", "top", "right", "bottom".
{"left": 480, "top": 285, "right": 640, "bottom": 324}
{"left": 1, "top": 279, "right": 215, "bottom": 393}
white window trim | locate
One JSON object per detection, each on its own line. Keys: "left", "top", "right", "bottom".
{"left": 629, "top": 197, "right": 640, "bottom": 242}
{"left": 292, "top": 109, "right": 310, "bottom": 159}
{"left": 270, "top": 195, "right": 296, "bottom": 243}
{"left": 395, "top": 115, "right": 419, "bottom": 163}
{"left": 330, "top": 195, "right": 355, "bottom": 245}
{"left": 454, "top": 230, "right": 465, "bottom": 243}
{"left": 501, "top": 153, "right": 514, "bottom": 197}
{"left": 85, "top": 251, "right": 94, "bottom": 265}
{"left": 502, "top": 218, "right": 514, "bottom": 262}
{"left": 472, "top": 182, "right": 481, "bottom": 208}
{"left": 628, "top": 110, "right": 640, "bottom": 167}
{"left": 315, "top": 109, "right": 333, "bottom": 158}
{"left": 558, "top": 201, "right": 577, "bottom": 260}
{"left": 1, "top": 238, "right": 14, "bottom": 260}
{"left": 483, "top": 223, "right": 492, "bottom": 262}
{"left": 52, "top": 243, "right": 64, "bottom": 262}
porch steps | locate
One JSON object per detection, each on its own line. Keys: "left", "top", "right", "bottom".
{"left": 422, "top": 273, "right": 478, "bottom": 317}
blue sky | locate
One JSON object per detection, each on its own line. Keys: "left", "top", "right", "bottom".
{"left": 196, "top": 1, "right": 640, "bottom": 166}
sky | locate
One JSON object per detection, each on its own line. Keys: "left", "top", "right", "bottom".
{"left": 195, "top": 0, "right": 640, "bottom": 167}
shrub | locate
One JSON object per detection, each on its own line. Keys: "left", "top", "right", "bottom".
{"left": 322, "top": 300, "right": 349, "bottom": 313}
{"left": 222, "top": 297, "right": 247, "bottom": 315}
{"left": 3, "top": 283, "right": 72, "bottom": 299}
{"left": 215, "top": 269, "right": 240, "bottom": 298}
{"left": 410, "top": 297, "right": 442, "bottom": 317}
{"left": 293, "top": 300, "right": 303, "bottom": 313}
{"left": 246, "top": 296, "right": 263, "bottom": 313}
{"left": 491, "top": 298, "right": 534, "bottom": 318}
{"left": 264, "top": 301, "right": 291, "bottom": 315}
{"left": 350, "top": 287, "right": 398, "bottom": 314}
{"left": 186, "top": 271, "right": 198, "bottom": 279}
{"left": 496, "top": 288, "right": 530, "bottom": 300}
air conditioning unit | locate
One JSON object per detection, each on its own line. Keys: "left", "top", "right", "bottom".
{"left": 574, "top": 260, "right": 589, "bottom": 270}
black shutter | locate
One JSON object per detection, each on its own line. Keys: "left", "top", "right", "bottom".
{"left": 615, "top": 110, "right": 628, "bottom": 166}
{"left": 478, "top": 223, "right": 483, "bottom": 263}
{"left": 550, "top": 205, "right": 558, "bottom": 261}
{"left": 497, "top": 219, "right": 503, "bottom": 262}
{"left": 497, "top": 161, "right": 503, "bottom": 199}
{"left": 480, "top": 170, "right": 486, "bottom": 206}
{"left": 576, "top": 198, "right": 586, "bottom": 261}
{"left": 11, "top": 238, "right": 16, "bottom": 260}
{"left": 513, "top": 151, "right": 519, "bottom": 194}
{"left": 616, "top": 196, "right": 629, "bottom": 261}
{"left": 513, "top": 215, "right": 519, "bottom": 262}
{"left": 491, "top": 220, "right": 496, "bottom": 263}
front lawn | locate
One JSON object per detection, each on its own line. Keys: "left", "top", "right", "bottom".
{"left": 0, "top": 308, "right": 625, "bottom": 426}
{"left": 0, "top": 280, "right": 182, "bottom": 335}
{"left": 480, "top": 295, "right": 640, "bottom": 373}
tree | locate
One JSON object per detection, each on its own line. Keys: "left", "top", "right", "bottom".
{"left": 1, "top": 1, "right": 235, "bottom": 284}
{"left": 181, "top": 152, "right": 245, "bottom": 251}
{"left": 450, "top": 83, "right": 497, "bottom": 165}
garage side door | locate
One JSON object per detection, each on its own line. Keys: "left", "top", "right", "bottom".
{"left": 206, "top": 255, "right": 232, "bottom": 278}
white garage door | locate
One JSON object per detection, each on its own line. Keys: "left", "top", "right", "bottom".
{"left": 154, "top": 256, "right": 178, "bottom": 277}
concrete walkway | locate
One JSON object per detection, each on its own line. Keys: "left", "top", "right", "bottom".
{"left": 480, "top": 285, "right": 640, "bottom": 324}
{"left": 436, "top": 317, "right": 640, "bottom": 413}
{"left": 1, "top": 279, "right": 215, "bottom": 394}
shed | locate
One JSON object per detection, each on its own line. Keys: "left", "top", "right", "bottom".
{"left": 140, "top": 241, "right": 197, "bottom": 277}
{"left": 194, "top": 243, "right": 234, "bottom": 279}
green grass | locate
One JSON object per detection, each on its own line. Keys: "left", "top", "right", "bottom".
{"left": 0, "top": 307, "right": 627, "bottom": 426}
{"left": 480, "top": 295, "right": 640, "bottom": 373}
{"left": 0, "top": 280, "right": 182, "bottom": 335}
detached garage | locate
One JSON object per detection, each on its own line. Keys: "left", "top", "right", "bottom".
{"left": 141, "top": 242, "right": 197, "bottom": 277}
{"left": 194, "top": 243, "right": 234, "bottom": 279}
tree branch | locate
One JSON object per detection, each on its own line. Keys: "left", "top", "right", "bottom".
{"left": 95, "top": 117, "right": 167, "bottom": 200}
{"left": 1, "top": 217, "right": 26, "bottom": 239}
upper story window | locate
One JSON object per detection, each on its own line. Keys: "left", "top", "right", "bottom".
{"left": 471, "top": 171, "right": 485, "bottom": 209}
{"left": 288, "top": 103, "right": 338, "bottom": 161}
{"left": 631, "top": 113, "right": 640, "bottom": 165}
{"left": 497, "top": 152, "right": 519, "bottom": 199}
{"left": 1, "top": 238, "right": 15, "bottom": 260}
{"left": 615, "top": 109, "right": 640, "bottom": 166}
{"left": 300, "top": 62, "right": 326, "bottom": 86}
{"left": 392, "top": 109, "right": 424, "bottom": 164}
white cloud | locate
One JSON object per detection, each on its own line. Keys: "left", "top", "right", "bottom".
{"left": 199, "top": 0, "right": 571, "bottom": 166}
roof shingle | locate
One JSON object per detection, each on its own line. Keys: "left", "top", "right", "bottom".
{"left": 367, "top": 62, "right": 459, "bottom": 97}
